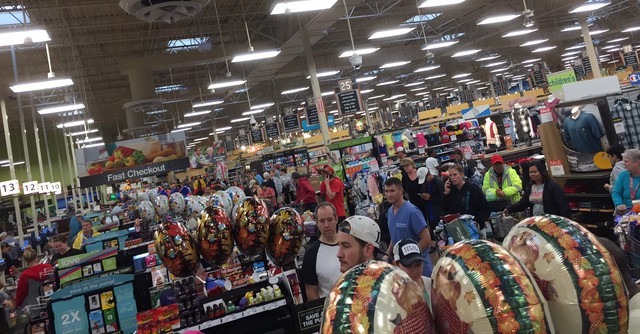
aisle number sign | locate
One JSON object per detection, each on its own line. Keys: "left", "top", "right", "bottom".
{"left": 23, "top": 181, "right": 39, "bottom": 195}
{"left": 0, "top": 180, "right": 20, "bottom": 196}
{"left": 39, "top": 182, "right": 51, "bottom": 194}
{"left": 51, "top": 182, "right": 63, "bottom": 195}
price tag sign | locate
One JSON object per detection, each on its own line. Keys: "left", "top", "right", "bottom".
{"left": 418, "top": 148, "right": 425, "bottom": 155}
{"left": 38, "top": 182, "right": 51, "bottom": 194}
{"left": 0, "top": 180, "right": 20, "bottom": 196}
{"left": 51, "top": 182, "right": 63, "bottom": 195}
{"left": 23, "top": 181, "right": 39, "bottom": 195}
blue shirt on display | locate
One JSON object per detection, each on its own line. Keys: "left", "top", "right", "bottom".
{"left": 562, "top": 112, "right": 604, "bottom": 154}
{"left": 388, "top": 201, "right": 433, "bottom": 276}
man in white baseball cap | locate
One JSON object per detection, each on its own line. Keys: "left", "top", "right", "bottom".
{"left": 336, "top": 215, "right": 382, "bottom": 273}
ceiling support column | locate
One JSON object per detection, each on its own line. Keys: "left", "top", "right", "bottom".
{"left": 579, "top": 14, "right": 601, "bottom": 78}
{"left": 302, "top": 27, "right": 331, "bottom": 146}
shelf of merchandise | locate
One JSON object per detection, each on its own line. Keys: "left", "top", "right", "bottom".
{"left": 179, "top": 299, "right": 288, "bottom": 333}
{"left": 571, "top": 208, "right": 614, "bottom": 213}
{"left": 564, "top": 193, "right": 612, "bottom": 198}
{"left": 123, "top": 240, "right": 154, "bottom": 251}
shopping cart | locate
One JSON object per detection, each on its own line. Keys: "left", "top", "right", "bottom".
{"left": 489, "top": 212, "right": 519, "bottom": 242}
{"left": 617, "top": 214, "right": 640, "bottom": 279}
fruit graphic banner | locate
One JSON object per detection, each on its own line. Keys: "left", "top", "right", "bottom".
{"left": 75, "top": 132, "right": 188, "bottom": 187}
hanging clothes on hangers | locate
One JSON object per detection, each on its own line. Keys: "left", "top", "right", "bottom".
{"left": 611, "top": 99, "right": 640, "bottom": 149}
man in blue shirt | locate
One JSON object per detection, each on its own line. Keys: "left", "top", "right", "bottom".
{"left": 384, "top": 177, "right": 433, "bottom": 276}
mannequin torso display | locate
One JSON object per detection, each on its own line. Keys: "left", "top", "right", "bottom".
{"left": 562, "top": 108, "right": 605, "bottom": 153}
{"left": 484, "top": 119, "right": 501, "bottom": 148}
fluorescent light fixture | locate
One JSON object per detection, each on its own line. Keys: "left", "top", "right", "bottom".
{"left": 0, "top": 160, "right": 7, "bottom": 164}
{"left": 177, "top": 122, "right": 201, "bottom": 128}
{"left": 419, "top": 0, "right": 465, "bottom": 8}
{"left": 383, "top": 94, "right": 407, "bottom": 101}
{"left": 193, "top": 100, "right": 224, "bottom": 108}
{"left": 422, "top": 40, "right": 458, "bottom": 50}
{"left": 415, "top": 92, "right": 430, "bottom": 96}
{"left": 452, "top": 49, "right": 481, "bottom": 57}
{"left": 410, "top": 87, "right": 428, "bottom": 92}
{"left": 475, "top": 55, "right": 500, "bottom": 61}
{"left": 230, "top": 117, "right": 250, "bottom": 123}
{"left": 339, "top": 48, "right": 380, "bottom": 58}
{"left": 321, "top": 91, "right": 335, "bottom": 96}
{"left": 404, "top": 82, "right": 424, "bottom": 87}
{"left": 11, "top": 78, "right": 73, "bottom": 93}
{"left": 561, "top": 51, "right": 581, "bottom": 57}
{"left": 369, "top": 27, "right": 415, "bottom": 39}
{"left": 249, "top": 103, "right": 273, "bottom": 110}
{"left": 0, "top": 29, "right": 50, "bottom": 47}
{"left": 521, "top": 58, "right": 541, "bottom": 64}
{"left": 368, "top": 94, "right": 385, "bottom": 100}
{"left": 569, "top": 1, "right": 611, "bottom": 13}
{"left": 356, "top": 76, "right": 377, "bottom": 82}
{"left": 602, "top": 44, "right": 620, "bottom": 50}
{"left": 477, "top": 14, "right": 520, "bottom": 25}
{"left": 242, "top": 109, "right": 264, "bottom": 116}
{"left": 380, "top": 61, "right": 410, "bottom": 69}
{"left": 194, "top": 137, "right": 209, "bottom": 142}
{"left": 147, "top": 109, "right": 168, "bottom": 115}
{"left": 604, "top": 47, "right": 620, "bottom": 52}
{"left": 271, "top": 0, "right": 338, "bottom": 15}
{"left": 432, "top": 87, "right": 447, "bottom": 91}
{"left": 1, "top": 161, "right": 25, "bottom": 167}
{"left": 307, "top": 70, "right": 340, "bottom": 79}
{"left": 208, "top": 80, "right": 246, "bottom": 90}
{"left": 38, "top": 103, "right": 85, "bottom": 115}
{"left": 376, "top": 80, "right": 399, "bottom": 86}
{"left": 501, "top": 28, "right": 538, "bottom": 37}
{"left": 458, "top": 79, "right": 473, "bottom": 83}
{"left": 76, "top": 137, "right": 103, "bottom": 144}
{"left": 184, "top": 110, "right": 211, "bottom": 117}
{"left": 171, "top": 127, "right": 191, "bottom": 133}
{"left": 329, "top": 110, "right": 339, "bottom": 114}
{"left": 217, "top": 126, "right": 232, "bottom": 131}
{"left": 281, "top": 87, "right": 309, "bottom": 94}
{"left": 232, "top": 49, "right": 280, "bottom": 63}
{"left": 425, "top": 74, "right": 446, "bottom": 80}
{"left": 490, "top": 67, "right": 509, "bottom": 73}
{"left": 68, "top": 129, "right": 99, "bottom": 137}
{"left": 414, "top": 65, "right": 442, "bottom": 73}
{"left": 608, "top": 38, "right": 629, "bottom": 43}
{"left": 361, "top": 89, "right": 374, "bottom": 94}
{"left": 452, "top": 73, "right": 471, "bottom": 79}
{"left": 622, "top": 27, "right": 640, "bottom": 33}
{"left": 562, "top": 56, "right": 578, "bottom": 61}
{"left": 520, "top": 39, "right": 548, "bottom": 47}
{"left": 467, "top": 80, "right": 481, "bottom": 84}
{"left": 583, "top": 29, "right": 609, "bottom": 36}
{"left": 566, "top": 44, "right": 585, "bottom": 50}
{"left": 484, "top": 61, "right": 507, "bottom": 67}
{"left": 82, "top": 143, "right": 105, "bottom": 149}
{"left": 56, "top": 119, "right": 94, "bottom": 129}
{"left": 532, "top": 46, "right": 557, "bottom": 53}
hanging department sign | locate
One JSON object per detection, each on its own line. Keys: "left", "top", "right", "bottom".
{"left": 337, "top": 90, "right": 362, "bottom": 114}
{"left": 75, "top": 132, "right": 189, "bottom": 187}
{"left": 547, "top": 69, "right": 577, "bottom": 92}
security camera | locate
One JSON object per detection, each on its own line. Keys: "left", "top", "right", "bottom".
{"left": 350, "top": 54, "right": 363, "bottom": 70}
{"left": 425, "top": 51, "right": 435, "bottom": 65}
{"left": 249, "top": 115, "right": 257, "bottom": 127}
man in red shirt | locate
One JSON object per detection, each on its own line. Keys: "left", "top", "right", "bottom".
{"left": 319, "top": 165, "right": 346, "bottom": 223}
{"left": 292, "top": 172, "right": 318, "bottom": 213}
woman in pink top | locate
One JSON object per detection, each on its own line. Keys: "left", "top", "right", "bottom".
{"left": 259, "top": 183, "right": 277, "bottom": 213}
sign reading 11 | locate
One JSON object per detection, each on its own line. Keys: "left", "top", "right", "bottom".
{"left": 0, "top": 180, "right": 62, "bottom": 197}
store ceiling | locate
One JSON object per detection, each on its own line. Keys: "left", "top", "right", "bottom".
{"left": 0, "top": 0, "right": 638, "bottom": 145}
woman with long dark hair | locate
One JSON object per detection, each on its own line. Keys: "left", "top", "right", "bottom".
{"left": 505, "top": 160, "right": 571, "bottom": 217}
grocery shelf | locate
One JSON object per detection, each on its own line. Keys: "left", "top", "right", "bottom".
{"left": 179, "top": 299, "right": 288, "bottom": 332}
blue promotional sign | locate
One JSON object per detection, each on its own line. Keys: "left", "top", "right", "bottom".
{"left": 52, "top": 296, "right": 89, "bottom": 334}
{"left": 114, "top": 283, "right": 139, "bottom": 334}
{"left": 630, "top": 73, "right": 640, "bottom": 86}
{"left": 462, "top": 105, "right": 491, "bottom": 120}
{"left": 302, "top": 116, "right": 335, "bottom": 131}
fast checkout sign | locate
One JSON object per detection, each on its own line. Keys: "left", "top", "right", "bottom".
{"left": 78, "top": 157, "right": 190, "bottom": 188}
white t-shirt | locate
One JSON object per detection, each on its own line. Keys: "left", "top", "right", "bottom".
{"left": 301, "top": 241, "right": 342, "bottom": 298}
{"left": 425, "top": 157, "right": 440, "bottom": 176}
{"left": 629, "top": 293, "right": 640, "bottom": 333}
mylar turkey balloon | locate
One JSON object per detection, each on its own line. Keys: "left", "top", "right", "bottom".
{"left": 127, "top": 191, "right": 138, "bottom": 202}
{"left": 169, "top": 192, "right": 186, "bottom": 214}
{"left": 137, "top": 190, "right": 149, "bottom": 202}
{"left": 503, "top": 215, "right": 628, "bottom": 334}
{"left": 226, "top": 186, "right": 246, "bottom": 206}
{"left": 148, "top": 188, "right": 159, "bottom": 203}
{"left": 321, "top": 260, "right": 435, "bottom": 334}
{"left": 154, "top": 194, "right": 170, "bottom": 217}
{"left": 138, "top": 200, "right": 156, "bottom": 221}
{"left": 432, "top": 239, "right": 554, "bottom": 334}
{"left": 266, "top": 207, "right": 304, "bottom": 267}
{"left": 154, "top": 218, "right": 199, "bottom": 277}
{"left": 213, "top": 190, "right": 233, "bottom": 216}
{"left": 188, "top": 196, "right": 208, "bottom": 217}
{"left": 233, "top": 197, "right": 270, "bottom": 256}
{"left": 196, "top": 206, "right": 234, "bottom": 265}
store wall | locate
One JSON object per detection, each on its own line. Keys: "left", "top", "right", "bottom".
{"left": 0, "top": 126, "right": 75, "bottom": 188}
